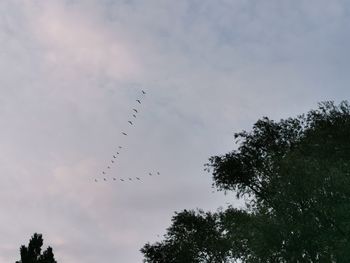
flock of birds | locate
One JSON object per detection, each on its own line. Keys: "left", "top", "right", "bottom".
{"left": 94, "top": 90, "right": 160, "bottom": 183}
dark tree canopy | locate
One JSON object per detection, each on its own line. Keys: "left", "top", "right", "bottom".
{"left": 142, "top": 101, "right": 350, "bottom": 262}
{"left": 16, "top": 233, "right": 57, "bottom": 263}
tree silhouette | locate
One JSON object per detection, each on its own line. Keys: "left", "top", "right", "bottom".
{"left": 16, "top": 233, "right": 57, "bottom": 263}
{"left": 142, "top": 101, "right": 350, "bottom": 262}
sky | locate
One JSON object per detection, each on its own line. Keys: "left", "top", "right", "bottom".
{"left": 1, "top": 0, "right": 350, "bottom": 262}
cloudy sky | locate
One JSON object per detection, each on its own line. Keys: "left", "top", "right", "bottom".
{"left": 1, "top": 0, "right": 350, "bottom": 262}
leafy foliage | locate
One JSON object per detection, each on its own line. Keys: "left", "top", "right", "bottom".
{"left": 16, "top": 233, "right": 57, "bottom": 263}
{"left": 142, "top": 101, "right": 350, "bottom": 262}
{"left": 141, "top": 209, "right": 232, "bottom": 263}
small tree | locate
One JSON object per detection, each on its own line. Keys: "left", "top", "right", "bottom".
{"left": 16, "top": 233, "right": 57, "bottom": 263}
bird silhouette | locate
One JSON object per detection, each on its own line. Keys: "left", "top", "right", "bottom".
{"left": 98, "top": 89, "right": 150, "bottom": 184}
{"left": 157, "top": 172, "right": 160, "bottom": 175}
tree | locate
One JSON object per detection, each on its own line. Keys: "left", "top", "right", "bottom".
{"left": 142, "top": 101, "right": 350, "bottom": 262}
{"left": 16, "top": 233, "right": 57, "bottom": 263}
{"left": 142, "top": 209, "right": 233, "bottom": 263}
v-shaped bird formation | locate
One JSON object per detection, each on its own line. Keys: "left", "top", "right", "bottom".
{"left": 94, "top": 90, "right": 161, "bottom": 184}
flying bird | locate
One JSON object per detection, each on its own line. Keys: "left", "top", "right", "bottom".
{"left": 136, "top": 177, "right": 140, "bottom": 180}
{"left": 102, "top": 171, "right": 106, "bottom": 175}
{"left": 133, "top": 109, "right": 138, "bottom": 113}
{"left": 133, "top": 114, "right": 137, "bottom": 118}
{"left": 111, "top": 160, "right": 114, "bottom": 163}
{"left": 113, "top": 178, "right": 116, "bottom": 181}
{"left": 157, "top": 172, "right": 160, "bottom": 175}
{"left": 118, "top": 146, "right": 123, "bottom": 149}
{"left": 107, "top": 166, "right": 111, "bottom": 169}
{"left": 113, "top": 155, "right": 117, "bottom": 158}
{"left": 122, "top": 132, "right": 128, "bottom": 136}
{"left": 136, "top": 99, "right": 141, "bottom": 104}
{"left": 94, "top": 179, "right": 98, "bottom": 182}
{"left": 120, "top": 179, "right": 125, "bottom": 182}
{"left": 128, "top": 121, "right": 133, "bottom": 125}
{"left": 104, "top": 178, "right": 107, "bottom": 181}
{"left": 128, "top": 178, "right": 133, "bottom": 181}
{"left": 149, "top": 172, "right": 152, "bottom": 176}
{"left": 142, "top": 90, "right": 146, "bottom": 94}
{"left": 116, "top": 152, "right": 119, "bottom": 155}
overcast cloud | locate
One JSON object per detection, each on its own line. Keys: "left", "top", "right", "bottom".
{"left": 1, "top": 1, "right": 350, "bottom": 262}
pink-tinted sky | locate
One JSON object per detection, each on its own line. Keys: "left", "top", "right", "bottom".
{"left": 1, "top": 1, "right": 350, "bottom": 262}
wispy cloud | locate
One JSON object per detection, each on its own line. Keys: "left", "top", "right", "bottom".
{"left": 1, "top": 1, "right": 350, "bottom": 262}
